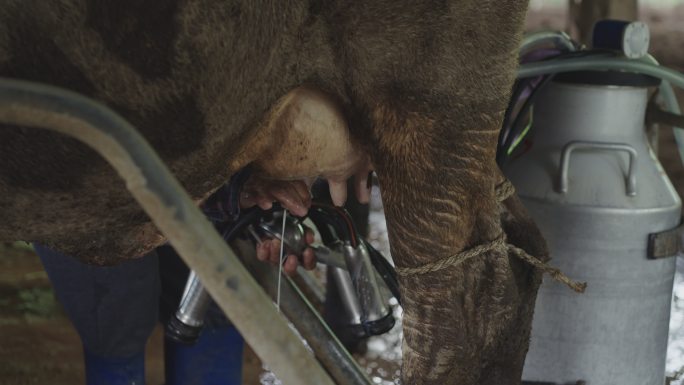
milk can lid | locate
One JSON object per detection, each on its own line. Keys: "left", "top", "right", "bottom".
{"left": 553, "top": 70, "right": 661, "bottom": 88}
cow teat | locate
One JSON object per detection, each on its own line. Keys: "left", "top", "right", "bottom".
{"left": 252, "top": 87, "right": 371, "bottom": 206}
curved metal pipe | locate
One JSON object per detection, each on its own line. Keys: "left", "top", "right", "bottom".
{"left": 235, "top": 240, "right": 373, "bottom": 385}
{"left": 0, "top": 78, "right": 335, "bottom": 385}
{"left": 520, "top": 31, "right": 576, "bottom": 57}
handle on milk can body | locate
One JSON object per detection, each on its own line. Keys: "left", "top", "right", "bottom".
{"left": 558, "top": 140, "right": 638, "bottom": 196}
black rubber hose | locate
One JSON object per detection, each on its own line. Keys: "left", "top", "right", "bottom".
{"left": 363, "top": 239, "right": 401, "bottom": 305}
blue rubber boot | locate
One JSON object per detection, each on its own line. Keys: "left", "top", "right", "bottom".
{"left": 84, "top": 348, "right": 146, "bottom": 385}
{"left": 164, "top": 324, "right": 244, "bottom": 385}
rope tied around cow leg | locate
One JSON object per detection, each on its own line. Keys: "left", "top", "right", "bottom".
{"left": 394, "top": 181, "right": 587, "bottom": 293}
{"left": 495, "top": 178, "right": 517, "bottom": 202}
{"left": 508, "top": 243, "right": 587, "bottom": 293}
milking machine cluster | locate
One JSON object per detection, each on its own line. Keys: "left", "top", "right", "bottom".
{"left": 500, "top": 20, "right": 684, "bottom": 385}
{"left": 166, "top": 198, "right": 399, "bottom": 346}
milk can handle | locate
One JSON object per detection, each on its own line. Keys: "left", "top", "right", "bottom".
{"left": 558, "top": 141, "right": 638, "bottom": 196}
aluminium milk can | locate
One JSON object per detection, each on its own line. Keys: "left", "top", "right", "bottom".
{"left": 504, "top": 72, "right": 681, "bottom": 384}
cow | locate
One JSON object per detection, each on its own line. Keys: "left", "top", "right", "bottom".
{"left": 0, "top": 1, "right": 548, "bottom": 383}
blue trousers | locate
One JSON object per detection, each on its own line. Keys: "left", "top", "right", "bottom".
{"left": 35, "top": 244, "right": 243, "bottom": 385}
{"left": 36, "top": 244, "right": 161, "bottom": 358}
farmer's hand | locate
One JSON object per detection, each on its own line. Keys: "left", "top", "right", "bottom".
{"left": 255, "top": 229, "right": 316, "bottom": 276}
{"left": 238, "top": 174, "right": 316, "bottom": 275}
{"left": 239, "top": 174, "right": 311, "bottom": 217}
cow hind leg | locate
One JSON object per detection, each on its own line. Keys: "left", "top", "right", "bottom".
{"left": 367, "top": 91, "right": 546, "bottom": 384}
{"left": 478, "top": 194, "right": 548, "bottom": 384}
